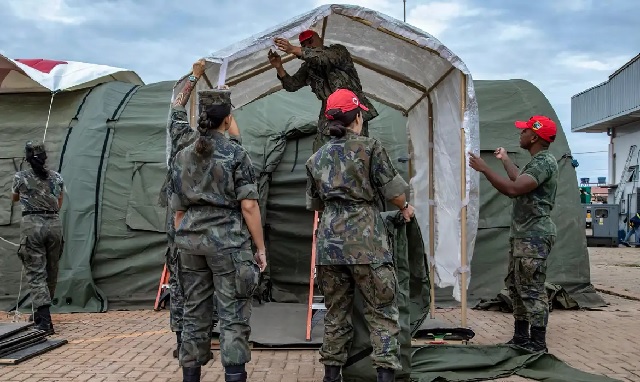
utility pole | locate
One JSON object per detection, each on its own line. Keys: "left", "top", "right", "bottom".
{"left": 403, "top": 0, "right": 407, "bottom": 22}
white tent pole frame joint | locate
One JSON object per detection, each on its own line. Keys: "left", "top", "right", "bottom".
{"left": 405, "top": 66, "right": 457, "bottom": 116}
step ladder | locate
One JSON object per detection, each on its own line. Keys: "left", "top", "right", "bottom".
{"left": 306, "top": 211, "right": 326, "bottom": 341}
{"left": 154, "top": 264, "right": 171, "bottom": 311}
{"left": 614, "top": 145, "right": 637, "bottom": 205}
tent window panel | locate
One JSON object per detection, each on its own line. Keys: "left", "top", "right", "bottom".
{"left": 228, "top": 58, "right": 303, "bottom": 110}
{"left": 355, "top": 63, "right": 423, "bottom": 110}
{"left": 0, "top": 158, "right": 24, "bottom": 226}
{"left": 323, "top": 13, "right": 452, "bottom": 88}
{"left": 125, "top": 161, "right": 167, "bottom": 233}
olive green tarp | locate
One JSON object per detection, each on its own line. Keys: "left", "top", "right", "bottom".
{"left": 410, "top": 345, "right": 621, "bottom": 382}
{"left": 0, "top": 78, "right": 611, "bottom": 381}
{"left": 0, "top": 78, "right": 604, "bottom": 312}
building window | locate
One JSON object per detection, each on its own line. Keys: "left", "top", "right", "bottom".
{"left": 627, "top": 166, "right": 638, "bottom": 182}
{"left": 595, "top": 209, "right": 609, "bottom": 219}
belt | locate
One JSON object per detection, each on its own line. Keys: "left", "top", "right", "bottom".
{"left": 325, "top": 198, "right": 372, "bottom": 205}
{"left": 22, "top": 210, "right": 58, "bottom": 217}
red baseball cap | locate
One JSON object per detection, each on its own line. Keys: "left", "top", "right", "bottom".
{"left": 515, "top": 115, "right": 557, "bottom": 142}
{"left": 325, "top": 89, "right": 369, "bottom": 119}
{"left": 299, "top": 30, "right": 315, "bottom": 43}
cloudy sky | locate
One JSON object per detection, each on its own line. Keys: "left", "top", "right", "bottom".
{"left": 1, "top": 0, "right": 637, "bottom": 183}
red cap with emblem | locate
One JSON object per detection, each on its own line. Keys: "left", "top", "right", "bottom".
{"left": 515, "top": 115, "right": 557, "bottom": 143}
{"left": 325, "top": 89, "right": 369, "bottom": 119}
{"left": 299, "top": 30, "right": 315, "bottom": 43}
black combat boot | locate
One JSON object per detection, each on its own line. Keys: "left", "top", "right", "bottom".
{"left": 225, "top": 365, "right": 247, "bottom": 382}
{"left": 173, "top": 331, "right": 182, "bottom": 358}
{"left": 525, "top": 326, "right": 548, "bottom": 353}
{"left": 505, "top": 320, "right": 529, "bottom": 347}
{"left": 323, "top": 365, "right": 342, "bottom": 382}
{"left": 34, "top": 305, "right": 55, "bottom": 335}
{"left": 182, "top": 366, "right": 201, "bottom": 382}
{"left": 377, "top": 368, "right": 395, "bottom": 382}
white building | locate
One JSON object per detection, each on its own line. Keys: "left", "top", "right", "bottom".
{"left": 571, "top": 53, "right": 640, "bottom": 221}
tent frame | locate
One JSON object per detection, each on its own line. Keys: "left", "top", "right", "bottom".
{"left": 173, "top": 5, "right": 477, "bottom": 330}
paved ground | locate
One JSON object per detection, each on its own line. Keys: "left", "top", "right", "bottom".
{"left": 1, "top": 246, "right": 639, "bottom": 382}
{"left": 589, "top": 246, "right": 640, "bottom": 299}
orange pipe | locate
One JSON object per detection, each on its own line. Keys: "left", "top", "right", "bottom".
{"left": 154, "top": 264, "right": 169, "bottom": 311}
{"left": 306, "top": 211, "right": 320, "bottom": 341}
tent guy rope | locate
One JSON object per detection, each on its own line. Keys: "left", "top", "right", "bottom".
{"left": 42, "top": 92, "right": 56, "bottom": 143}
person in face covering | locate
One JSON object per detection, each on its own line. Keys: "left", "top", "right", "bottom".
{"left": 11, "top": 140, "right": 65, "bottom": 334}
{"left": 305, "top": 88, "right": 415, "bottom": 382}
{"left": 171, "top": 88, "right": 267, "bottom": 382}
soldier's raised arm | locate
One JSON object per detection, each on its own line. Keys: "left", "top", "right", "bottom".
{"left": 168, "top": 59, "right": 207, "bottom": 147}
{"left": 274, "top": 32, "right": 349, "bottom": 71}
{"left": 268, "top": 48, "right": 309, "bottom": 92}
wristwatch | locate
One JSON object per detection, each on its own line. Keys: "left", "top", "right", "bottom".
{"left": 188, "top": 74, "right": 198, "bottom": 82}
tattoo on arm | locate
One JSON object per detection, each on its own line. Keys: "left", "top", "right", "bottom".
{"left": 173, "top": 79, "right": 196, "bottom": 107}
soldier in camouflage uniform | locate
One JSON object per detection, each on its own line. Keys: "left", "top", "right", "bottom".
{"left": 159, "top": 60, "right": 230, "bottom": 359}
{"left": 171, "top": 87, "right": 267, "bottom": 382}
{"left": 268, "top": 30, "right": 379, "bottom": 152}
{"left": 11, "top": 141, "right": 65, "bottom": 335}
{"left": 469, "top": 115, "right": 559, "bottom": 353}
{"left": 305, "top": 89, "right": 415, "bottom": 382}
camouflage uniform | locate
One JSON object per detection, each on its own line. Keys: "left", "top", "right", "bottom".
{"left": 159, "top": 102, "right": 230, "bottom": 337}
{"left": 277, "top": 44, "right": 378, "bottom": 152}
{"left": 305, "top": 132, "right": 407, "bottom": 371}
{"left": 506, "top": 150, "right": 558, "bottom": 328}
{"left": 12, "top": 155, "right": 64, "bottom": 313}
{"left": 171, "top": 89, "right": 260, "bottom": 372}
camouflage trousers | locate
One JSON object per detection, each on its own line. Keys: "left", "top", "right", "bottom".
{"left": 505, "top": 236, "right": 555, "bottom": 328}
{"left": 166, "top": 244, "right": 185, "bottom": 332}
{"left": 317, "top": 264, "right": 401, "bottom": 370}
{"left": 165, "top": 244, "right": 219, "bottom": 333}
{"left": 178, "top": 249, "right": 260, "bottom": 368}
{"left": 17, "top": 215, "right": 64, "bottom": 309}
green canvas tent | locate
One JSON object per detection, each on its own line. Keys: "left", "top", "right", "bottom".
{"left": 0, "top": 78, "right": 604, "bottom": 314}
{"left": 0, "top": 6, "right": 610, "bottom": 379}
{"left": 0, "top": 77, "right": 608, "bottom": 382}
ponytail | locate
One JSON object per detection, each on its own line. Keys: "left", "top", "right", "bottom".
{"left": 326, "top": 108, "right": 360, "bottom": 138}
{"left": 328, "top": 121, "right": 347, "bottom": 138}
{"left": 194, "top": 104, "right": 232, "bottom": 157}
{"left": 24, "top": 143, "right": 49, "bottom": 181}
{"left": 195, "top": 111, "right": 214, "bottom": 156}
{"left": 27, "top": 156, "right": 49, "bottom": 181}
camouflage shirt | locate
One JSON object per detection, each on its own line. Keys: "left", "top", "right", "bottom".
{"left": 510, "top": 150, "right": 558, "bottom": 238}
{"left": 305, "top": 132, "right": 408, "bottom": 265}
{"left": 278, "top": 44, "right": 378, "bottom": 130}
{"left": 12, "top": 169, "right": 64, "bottom": 212}
{"left": 170, "top": 130, "right": 258, "bottom": 255}
{"left": 159, "top": 104, "right": 241, "bottom": 243}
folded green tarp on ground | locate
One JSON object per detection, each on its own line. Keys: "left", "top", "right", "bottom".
{"left": 474, "top": 283, "right": 604, "bottom": 313}
{"left": 409, "top": 345, "right": 622, "bottom": 382}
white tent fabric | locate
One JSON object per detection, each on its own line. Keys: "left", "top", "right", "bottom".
{"left": 172, "top": 4, "right": 480, "bottom": 303}
{"left": 0, "top": 54, "right": 144, "bottom": 93}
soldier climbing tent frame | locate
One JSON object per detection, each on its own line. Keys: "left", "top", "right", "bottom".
{"left": 171, "top": 3, "right": 481, "bottom": 327}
